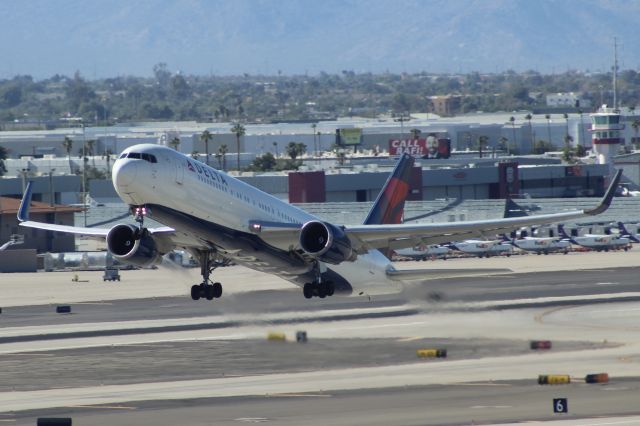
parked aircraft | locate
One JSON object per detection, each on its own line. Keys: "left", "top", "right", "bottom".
{"left": 558, "top": 224, "right": 631, "bottom": 252}
{"left": 448, "top": 239, "right": 513, "bottom": 258}
{"left": 0, "top": 234, "right": 23, "bottom": 251}
{"left": 17, "top": 144, "right": 620, "bottom": 301}
{"left": 501, "top": 230, "right": 570, "bottom": 255}
{"left": 394, "top": 244, "right": 451, "bottom": 260}
{"left": 618, "top": 222, "right": 640, "bottom": 243}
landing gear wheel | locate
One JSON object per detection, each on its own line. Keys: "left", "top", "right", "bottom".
{"left": 212, "top": 282, "right": 222, "bottom": 298}
{"left": 191, "top": 285, "right": 201, "bottom": 301}
{"left": 205, "top": 285, "right": 215, "bottom": 301}
{"left": 303, "top": 283, "right": 313, "bottom": 299}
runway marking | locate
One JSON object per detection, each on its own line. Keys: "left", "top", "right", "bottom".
{"left": 67, "top": 404, "right": 137, "bottom": 410}
{"left": 0, "top": 420, "right": 16, "bottom": 423}
{"left": 267, "top": 393, "right": 332, "bottom": 398}
{"left": 452, "top": 383, "right": 512, "bottom": 387}
{"left": 73, "top": 302, "right": 114, "bottom": 305}
{"left": 470, "top": 405, "right": 512, "bottom": 409}
{"left": 396, "top": 337, "right": 424, "bottom": 342}
{"left": 596, "top": 282, "right": 620, "bottom": 286}
{"left": 234, "top": 418, "right": 270, "bottom": 423}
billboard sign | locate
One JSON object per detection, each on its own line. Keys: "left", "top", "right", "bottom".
{"left": 337, "top": 128, "right": 362, "bottom": 146}
{"left": 389, "top": 135, "right": 451, "bottom": 158}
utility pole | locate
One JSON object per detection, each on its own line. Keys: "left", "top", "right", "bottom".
{"left": 48, "top": 168, "right": 56, "bottom": 206}
{"left": 82, "top": 122, "right": 87, "bottom": 227}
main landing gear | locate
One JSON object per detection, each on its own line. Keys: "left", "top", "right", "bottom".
{"left": 303, "top": 281, "right": 336, "bottom": 299}
{"left": 191, "top": 251, "right": 227, "bottom": 301}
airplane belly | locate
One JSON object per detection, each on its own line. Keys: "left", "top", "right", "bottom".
{"left": 332, "top": 251, "right": 401, "bottom": 297}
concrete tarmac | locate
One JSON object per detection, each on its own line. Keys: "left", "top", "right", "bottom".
{"left": 1, "top": 250, "right": 640, "bottom": 424}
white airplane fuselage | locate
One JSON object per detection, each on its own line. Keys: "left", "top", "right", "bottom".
{"left": 112, "top": 144, "right": 399, "bottom": 296}
{"left": 512, "top": 237, "right": 571, "bottom": 254}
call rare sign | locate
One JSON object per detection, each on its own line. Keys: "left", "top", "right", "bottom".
{"left": 389, "top": 136, "right": 451, "bottom": 158}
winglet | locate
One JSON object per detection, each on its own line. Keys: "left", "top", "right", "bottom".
{"left": 584, "top": 169, "right": 622, "bottom": 216}
{"left": 17, "top": 181, "right": 34, "bottom": 222}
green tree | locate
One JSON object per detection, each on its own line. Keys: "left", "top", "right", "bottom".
{"left": 231, "top": 123, "right": 245, "bottom": 170}
{"left": 250, "top": 152, "right": 276, "bottom": 171}
{"left": 169, "top": 136, "right": 181, "bottom": 151}
{"left": 286, "top": 142, "right": 307, "bottom": 160}
{"left": 85, "top": 139, "right": 96, "bottom": 167}
{"left": 218, "top": 144, "right": 228, "bottom": 171}
{"left": 0, "top": 145, "right": 8, "bottom": 177}
{"left": 533, "top": 140, "right": 554, "bottom": 154}
{"left": 62, "top": 136, "right": 74, "bottom": 172}
{"left": 201, "top": 130, "right": 213, "bottom": 165}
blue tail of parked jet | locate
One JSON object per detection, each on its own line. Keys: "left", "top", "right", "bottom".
{"left": 363, "top": 153, "right": 414, "bottom": 225}
{"left": 557, "top": 224, "right": 577, "bottom": 243}
{"left": 618, "top": 222, "right": 640, "bottom": 243}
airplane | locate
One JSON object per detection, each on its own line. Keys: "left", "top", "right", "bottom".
{"left": 501, "top": 230, "right": 571, "bottom": 255}
{"left": 17, "top": 143, "right": 621, "bottom": 301}
{"left": 0, "top": 234, "right": 24, "bottom": 251}
{"left": 448, "top": 239, "right": 513, "bottom": 258}
{"left": 558, "top": 223, "right": 631, "bottom": 252}
{"left": 618, "top": 222, "right": 640, "bottom": 244}
{"left": 394, "top": 244, "right": 451, "bottom": 260}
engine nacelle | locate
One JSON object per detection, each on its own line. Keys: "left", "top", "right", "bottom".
{"left": 299, "top": 220, "right": 356, "bottom": 265}
{"left": 106, "top": 224, "right": 162, "bottom": 267}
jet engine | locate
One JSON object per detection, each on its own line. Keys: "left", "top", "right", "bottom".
{"left": 106, "top": 224, "right": 162, "bottom": 267}
{"left": 299, "top": 220, "right": 356, "bottom": 264}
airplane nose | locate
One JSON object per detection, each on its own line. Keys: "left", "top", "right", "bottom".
{"left": 113, "top": 160, "right": 138, "bottom": 189}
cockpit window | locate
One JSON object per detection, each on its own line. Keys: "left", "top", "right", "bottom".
{"left": 142, "top": 153, "right": 157, "bottom": 163}
{"left": 119, "top": 152, "right": 157, "bottom": 163}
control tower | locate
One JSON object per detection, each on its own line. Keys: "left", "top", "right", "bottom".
{"left": 590, "top": 106, "right": 624, "bottom": 183}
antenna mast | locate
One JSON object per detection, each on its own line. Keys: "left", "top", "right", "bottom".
{"left": 613, "top": 37, "right": 618, "bottom": 111}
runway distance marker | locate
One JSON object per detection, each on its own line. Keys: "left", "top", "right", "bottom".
{"left": 553, "top": 398, "right": 568, "bottom": 414}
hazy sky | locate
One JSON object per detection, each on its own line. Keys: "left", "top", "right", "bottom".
{"left": 0, "top": 0, "right": 637, "bottom": 79}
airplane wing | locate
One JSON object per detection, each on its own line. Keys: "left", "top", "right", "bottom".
{"left": 254, "top": 169, "right": 621, "bottom": 253}
{"left": 17, "top": 181, "right": 175, "bottom": 238}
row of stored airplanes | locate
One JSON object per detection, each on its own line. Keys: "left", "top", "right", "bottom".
{"left": 395, "top": 222, "right": 639, "bottom": 260}
{"left": 17, "top": 145, "right": 622, "bottom": 301}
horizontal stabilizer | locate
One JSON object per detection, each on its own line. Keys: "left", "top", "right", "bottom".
{"left": 386, "top": 267, "right": 511, "bottom": 282}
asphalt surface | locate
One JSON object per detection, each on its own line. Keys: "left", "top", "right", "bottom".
{"left": 2, "top": 265, "right": 640, "bottom": 424}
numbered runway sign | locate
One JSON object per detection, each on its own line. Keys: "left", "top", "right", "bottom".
{"left": 553, "top": 398, "right": 568, "bottom": 414}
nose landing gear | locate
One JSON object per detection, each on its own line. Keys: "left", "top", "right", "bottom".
{"left": 303, "top": 281, "right": 336, "bottom": 299}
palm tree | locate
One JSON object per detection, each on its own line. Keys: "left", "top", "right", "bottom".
{"left": 563, "top": 112, "right": 569, "bottom": 142}
{"left": 201, "top": 130, "right": 213, "bottom": 165}
{"left": 169, "top": 136, "right": 181, "bottom": 151}
{"left": 525, "top": 113, "right": 533, "bottom": 153}
{"left": 218, "top": 144, "right": 228, "bottom": 171}
{"left": 231, "top": 123, "right": 245, "bottom": 170}
{"left": 477, "top": 135, "right": 489, "bottom": 158}
{"left": 62, "top": 136, "right": 74, "bottom": 172}
{"left": 272, "top": 141, "right": 278, "bottom": 157}
{"left": 86, "top": 139, "right": 96, "bottom": 167}
{"left": 632, "top": 119, "right": 640, "bottom": 149}
{"left": 508, "top": 116, "right": 516, "bottom": 154}
{"left": 545, "top": 114, "right": 552, "bottom": 147}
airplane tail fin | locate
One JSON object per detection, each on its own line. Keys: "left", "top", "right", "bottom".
{"left": 618, "top": 222, "right": 640, "bottom": 243}
{"left": 557, "top": 224, "right": 575, "bottom": 243}
{"left": 363, "top": 153, "right": 414, "bottom": 225}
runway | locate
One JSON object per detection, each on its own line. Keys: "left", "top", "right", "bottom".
{"left": 2, "top": 252, "right": 640, "bottom": 425}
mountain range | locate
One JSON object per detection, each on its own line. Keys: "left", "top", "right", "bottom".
{"left": 0, "top": 0, "right": 638, "bottom": 79}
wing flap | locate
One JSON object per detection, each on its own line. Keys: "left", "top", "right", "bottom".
{"left": 386, "top": 267, "right": 512, "bottom": 282}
